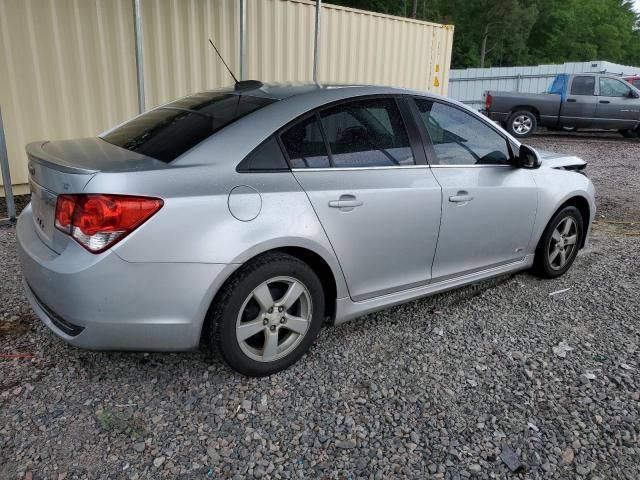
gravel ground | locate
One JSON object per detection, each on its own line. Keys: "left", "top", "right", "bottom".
{"left": 1, "top": 134, "right": 639, "bottom": 480}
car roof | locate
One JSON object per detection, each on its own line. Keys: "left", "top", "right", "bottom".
{"left": 224, "top": 81, "right": 443, "bottom": 102}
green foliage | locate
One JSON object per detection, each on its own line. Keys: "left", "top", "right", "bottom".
{"left": 329, "top": 0, "right": 640, "bottom": 68}
{"left": 96, "top": 409, "right": 146, "bottom": 439}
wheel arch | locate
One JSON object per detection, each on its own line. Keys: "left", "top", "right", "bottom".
{"left": 509, "top": 106, "right": 540, "bottom": 122}
{"left": 199, "top": 242, "right": 345, "bottom": 346}
{"left": 537, "top": 195, "right": 591, "bottom": 250}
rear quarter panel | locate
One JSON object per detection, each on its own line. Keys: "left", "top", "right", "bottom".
{"left": 83, "top": 165, "right": 349, "bottom": 299}
{"left": 488, "top": 91, "right": 561, "bottom": 124}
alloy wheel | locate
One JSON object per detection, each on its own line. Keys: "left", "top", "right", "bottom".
{"left": 513, "top": 115, "right": 533, "bottom": 135}
{"left": 548, "top": 217, "right": 578, "bottom": 270}
{"left": 235, "top": 276, "right": 313, "bottom": 362}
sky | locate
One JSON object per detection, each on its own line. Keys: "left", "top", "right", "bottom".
{"left": 634, "top": 0, "right": 640, "bottom": 13}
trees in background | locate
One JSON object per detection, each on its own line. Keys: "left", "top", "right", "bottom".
{"left": 329, "top": 0, "right": 640, "bottom": 68}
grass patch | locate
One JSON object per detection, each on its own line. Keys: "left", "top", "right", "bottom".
{"left": 96, "top": 409, "right": 145, "bottom": 439}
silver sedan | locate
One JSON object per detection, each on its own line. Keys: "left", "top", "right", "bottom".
{"left": 17, "top": 83, "right": 595, "bottom": 376}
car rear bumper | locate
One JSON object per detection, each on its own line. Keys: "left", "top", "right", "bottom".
{"left": 17, "top": 205, "right": 235, "bottom": 351}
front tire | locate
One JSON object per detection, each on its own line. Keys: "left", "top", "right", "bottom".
{"left": 533, "top": 206, "right": 584, "bottom": 278}
{"left": 208, "top": 253, "right": 325, "bottom": 376}
{"left": 507, "top": 111, "right": 537, "bottom": 138}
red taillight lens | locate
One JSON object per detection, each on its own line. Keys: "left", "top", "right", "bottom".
{"left": 485, "top": 93, "right": 493, "bottom": 110}
{"left": 55, "top": 194, "right": 163, "bottom": 253}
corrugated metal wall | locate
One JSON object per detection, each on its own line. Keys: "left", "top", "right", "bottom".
{"left": 449, "top": 60, "right": 640, "bottom": 110}
{"left": 1, "top": 0, "right": 454, "bottom": 191}
{"left": 0, "top": 0, "right": 138, "bottom": 193}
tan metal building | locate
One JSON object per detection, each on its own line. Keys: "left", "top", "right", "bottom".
{"left": 0, "top": 0, "right": 454, "bottom": 193}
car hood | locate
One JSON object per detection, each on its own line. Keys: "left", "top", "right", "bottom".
{"left": 537, "top": 149, "right": 586, "bottom": 169}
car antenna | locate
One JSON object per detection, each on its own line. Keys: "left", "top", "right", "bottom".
{"left": 208, "top": 38, "right": 263, "bottom": 91}
{"left": 208, "top": 38, "right": 239, "bottom": 84}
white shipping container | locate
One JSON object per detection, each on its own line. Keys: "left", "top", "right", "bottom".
{"left": 0, "top": 0, "right": 454, "bottom": 191}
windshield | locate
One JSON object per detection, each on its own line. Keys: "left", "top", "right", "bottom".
{"left": 101, "top": 92, "right": 277, "bottom": 163}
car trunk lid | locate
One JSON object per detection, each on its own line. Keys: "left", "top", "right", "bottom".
{"left": 26, "top": 138, "right": 164, "bottom": 253}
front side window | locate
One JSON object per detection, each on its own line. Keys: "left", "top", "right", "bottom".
{"left": 570, "top": 76, "right": 595, "bottom": 96}
{"left": 101, "top": 92, "right": 276, "bottom": 163}
{"left": 319, "top": 98, "right": 415, "bottom": 168}
{"left": 280, "top": 115, "right": 331, "bottom": 168}
{"left": 414, "top": 99, "right": 511, "bottom": 166}
{"left": 599, "top": 77, "right": 631, "bottom": 97}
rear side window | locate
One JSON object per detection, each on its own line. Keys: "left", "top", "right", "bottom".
{"left": 237, "top": 136, "right": 289, "bottom": 172}
{"left": 633, "top": 79, "right": 640, "bottom": 88}
{"left": 570, "top": 76, "right": 595, "bottom": 96}
{"left": 319, "top": 98, "right": 415, "bottom": 167}
{"left": 101, "top": 92, "right": 276, "bottom": 163}
{"left": 281, "top": 115, "right": 331, "bottom": 168}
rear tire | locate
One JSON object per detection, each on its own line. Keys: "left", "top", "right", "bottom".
{"left": 208, "top": 253, "right": 325, "bottom": 376}
{"left": 619, "top": 129, "right": 636, "bottom": 138}
{"left": 533, "top": 206, "right": 584, "bottom": 279}
{"left": 507, "top": 111, "right": 537, "bottom": 138}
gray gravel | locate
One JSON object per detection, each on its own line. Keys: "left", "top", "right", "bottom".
{"left": 1, "top": 134, "right": 640, "bottom": 479}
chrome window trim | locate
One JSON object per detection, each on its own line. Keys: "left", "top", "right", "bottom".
{"left": 291, "top": 165, "right": 429, "bottom": 172}
{"left": 429, "top": 164, "right": 514, "bottom": 169}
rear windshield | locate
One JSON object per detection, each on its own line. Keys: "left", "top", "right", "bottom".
{"left": 101, "top": 92, "right": 277, "bottom": 162}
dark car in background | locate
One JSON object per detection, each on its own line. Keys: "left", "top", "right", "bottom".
{"left": 484, "top": 73, "right": 640, "bottom": 138}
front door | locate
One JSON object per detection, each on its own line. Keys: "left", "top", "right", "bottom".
{"left": 413, "top": 98, "right": 538, "bottom": 281}
{"left": 281, "top": 97, "right": 442, "bottom": 301}
{"left": 594, "top": 76, "right": 640, "bottom": 130}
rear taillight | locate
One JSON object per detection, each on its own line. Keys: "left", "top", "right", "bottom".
{"left": 55, "top": 194, "right": 163, "bottom": 253}
{"left": 485, "top": 93, "right": 493, "bottom": 111}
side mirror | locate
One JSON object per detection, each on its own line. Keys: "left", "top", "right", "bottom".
{"left": 516, "top": 144, "right": 542, "bottom": 169}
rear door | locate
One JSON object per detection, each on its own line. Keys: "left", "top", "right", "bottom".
{"left": 285, "top": 96, "right": 442, "bottom": 301}
{"left": 559, "top": 75, "right": 597, "bottom": 128}
{"left": 412, "top": 98, "right": 538, "bottom": 281}
{"left": 594, "top": 76, "right": 640, "bottom": 129}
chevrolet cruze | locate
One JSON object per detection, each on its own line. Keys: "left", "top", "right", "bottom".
{"left": 17, "top": 83, "right": 595, "bottom": 376}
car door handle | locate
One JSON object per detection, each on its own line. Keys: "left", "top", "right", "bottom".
{"left": 449, "top": 192, "right": 474, "bottom": 203}
{"left": 566, "top": 99, "right": 577, "bottom": 103}
{"left": 599, "top": 100, "right": 610, "bottom": 104}
{"left": 328, "top": 195, "right": 363, "bottom": 210}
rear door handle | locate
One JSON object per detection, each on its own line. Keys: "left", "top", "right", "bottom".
{"left": 328, "top": 194, "right": 363, "bottom": 210}
{"left": 566, "top": 98, "right": 577, "bottom": 103}
{"left": 599, "top": 100, "right": 610, "bottom": 104}
{"left": 449, "top": 191, "right": 473, "bottom": 203}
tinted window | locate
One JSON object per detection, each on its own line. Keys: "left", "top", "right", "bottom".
{"left": 281, "top": 115, "right": 331, "bottom": 168}
{"left": 101, "top": 92, "right": 276, "bottom": 163}
{"left": 319, "top": 98, "right": 415, "bottom": 167}
{"left": 415, "top": 99, "right": 511, "bottom": 166}
{"left": 237, "top": 136, "right": 289, "bottom": 172}
{"left": 633, "top": 80, "right": 640, "bottom": 88}
{"left": 570, "top": 76, "right": 595, "bottom": 96}
{"left": 599, "top": 77, "right": 631, "bottom": 97}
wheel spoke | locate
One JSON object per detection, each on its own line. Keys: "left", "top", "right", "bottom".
{"left": 284, "top": 314, "right": 309, "bottom": 335}
{"left": 562, "top": 218, "right": 573, "bottom": 235}
{"left": 552, "top": 230, "right": 562, "bottom": 242}
{"left": 549, "top": 247, "right": 560, "bottom": 263}
{"left": 565, "top": 234, "right": 577, "bottom": 245}
{"left": 279, "top": 281, "right": 305, "bottom": 310}
{"left": 237, "top": 318, "right": 265, "bottom": 341}
{"left": 559, "top": 249, "right": 567, "bottom": 266}
{"left": 252, "top": 283, "right": 274, "bottom": 311}
{"left": 262, "top": 331, "right": 279, "bottom": 361}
